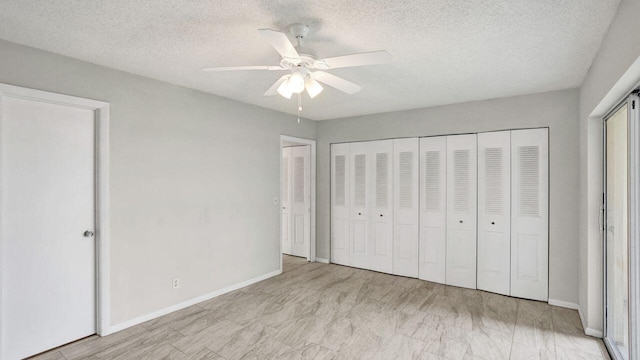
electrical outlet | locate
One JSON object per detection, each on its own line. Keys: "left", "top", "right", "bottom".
{"left": 172, "top": 278, "right": 179, "bottom": 289}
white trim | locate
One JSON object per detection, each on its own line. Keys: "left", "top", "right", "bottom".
{"left": 95, "top": 103, "right": 110, "bottom": 337}
{"left": 548, "top": 298, "right": 579, "bottom": 310}
{"left": 101, "top": 269, "right": 282, "bottom": 335}
{"left": 629, "top": 93, "right": 640, "bottom": 359}
{"left": 315, "top": 257, "right": 330, "bottom": 264}
{"left": 0, "top": 84, "right": 110, "bottom": 352}
{"left": 578, "top": 306, "right": 604, "bottom": 338}
{"left": 279, "top": 135, "right": 317, "bottom": 268}
{"left": 549, "top": 300, "right": 604, "bottom": 338}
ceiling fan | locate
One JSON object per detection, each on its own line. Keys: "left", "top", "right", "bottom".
{"left": 202, "top": 24, "right": 392, "bottom": 99}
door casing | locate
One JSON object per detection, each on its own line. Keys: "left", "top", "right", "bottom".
{"left": 603, "top": 93, "right": 640, "bottom": 360}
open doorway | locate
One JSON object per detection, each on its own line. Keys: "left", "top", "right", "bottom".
{"left": 280, "top": 135, "right": 316, "bottom": 268}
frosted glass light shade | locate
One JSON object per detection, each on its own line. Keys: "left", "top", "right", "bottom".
{"left": 277, "top": 78, "right": 293, "bottom": 99}
{"left": 288, "top": 72, "right": 305, "bottom": 93}
{"left": 305, "top": 78, "right": 323, "bottom": 98}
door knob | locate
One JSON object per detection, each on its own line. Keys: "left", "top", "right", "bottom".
{"left": 84, "top": 230, "right": 94, "bottom": 238}
{"left": 459, "top": 220, "right": 463, "bottom": 223}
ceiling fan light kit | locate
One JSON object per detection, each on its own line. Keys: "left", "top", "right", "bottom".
{"left": 202, "top": 23, "right": 392, "bottom": 118}
{"left": 287, "top": 71, "right": 306, "bottom": 93}
{"left": 277, "top": 79, "right": 293, "bottom": 99}
{"left": 305, "top": 78, "right": 324, "bottom": 99}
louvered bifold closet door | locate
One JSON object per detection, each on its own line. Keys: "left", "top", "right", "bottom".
{"left": 393, "top": 138, "right": 419, "bottom": 277}
{"left": 477, "top": 131, "right": 511, "bottom": 295}
{"left": 511, "top": 128, "right": 549, "bottom": 301}
{"left": 446, "top": 134, "right": 478, "bottom": 289}
{"left": 291, "top": 145, "right": 311, "bottom": 258}
{"left": 282, "top": 147, "right": 292, "bottom": 255}
{"left": 331, "top": 143, "right": 350, "bottom": 265}
{"left": 349, "top": 141, "right": 371, "bottom": 269}
{"left": 370, "top": 140, "right": 394, "bottom": 273}
{"left": 419, "top": 137, "right": 447, "bottom": 283}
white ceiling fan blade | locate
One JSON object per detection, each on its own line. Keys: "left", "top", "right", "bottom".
{"left": 319, "top": 50, "right": 392, "bottom": 69}
{"left": 264, "top": 75, "right": 290, "bottom": 96}
{"left": 258, "top": 29, "right": 300, "bottom": 61}
{"left": 202, "top": 65, "right": 284, "bottom": 72}
{"left": 312, "top": 71, "right": 362, "bottom": 94}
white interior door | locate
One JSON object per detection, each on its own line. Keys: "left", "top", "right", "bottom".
{"left": 281, "top": 147, "right": 292, "bottom": 255}
{"left": 446, "top": 134, "right": 478, "bottom": 289}
{"left": 510, "top": 128, "right": 548, "bottom": 301}
{"left": 349, "top": 142, "right": 370, "bottom": 269}
{"left": 477, "top": 131, "right": 511, "bottom": 295}
{"left": 419, "top": 137, "right": 447, "bottom": 283}
{"left": 331, "top": 143, "right": 350, "bottom": 266}
{"left": 393, "top": 138, "right": 419, "bottom": 277}
{"left": 1, "top": 96, "right": 96, "bottom": 360}
{"left": 290, "top": 145, "right": 310, "bottom": 258}
{"left": 370, "top": 140, "right": 393, "bottom": 273}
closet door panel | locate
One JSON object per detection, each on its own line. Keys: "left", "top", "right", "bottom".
{"left": 331, "top": 143, "right": 350, "bottom": 265}
{"left": 419, "top": 137, "right": 447, "bottom": 283}
{"left": 446, "top": 134, "right": 477, "bottom": 289}
{"left": 477, "top": 131, "right": 511, "bottom": 295}
{"left": 349, "top": 142, "right": 370, "bottom": 269}
{"left": 511, "top": 128, "right": 548, "bottom": 301}
{"left": 393, "top": 138, "right": 419, "bottom": 277}
{"left": 370, "top": 140, "right": 394, "bottom": 273}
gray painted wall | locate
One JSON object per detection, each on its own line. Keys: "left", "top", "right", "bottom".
{"left": 316, "top": 89, "right": 580, "bottom": 304}
{"left": 578, "top": 0, "right": 640, "bottom": 332}
{"left": 0, "top": 39, "right": 315, "bottom": 325}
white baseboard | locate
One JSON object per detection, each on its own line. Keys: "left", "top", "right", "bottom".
{"left": 315, "top": 257, "right": 329, "bottom": 264}
{"left": 577, "top": 306, "right": 604, "bottom": 338}
{"left": 548, "top": 298, "right": 579, "bottom": 309}
{"left": 549, "top": 299, "right": 603, "bottom": 338}
{"left": 585, "top": 327, "right": 604, "bottom": 338}
{"left": 100, "top": 269, "right": 282, "bottom": 336}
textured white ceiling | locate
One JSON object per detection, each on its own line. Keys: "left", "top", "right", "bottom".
{"left": 0, "top": 0, "right": 620, "bottom": 120}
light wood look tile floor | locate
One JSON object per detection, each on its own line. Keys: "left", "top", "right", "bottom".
{"left": 32, "top": 255, "right": 610, "bottom": 360}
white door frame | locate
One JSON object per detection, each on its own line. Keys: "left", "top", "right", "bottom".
{"left": 280, "top": 135, "right": 316, "bottom": 267}
{"left": 602, "top": 93, "right": 640, "bottom": 360}
{"left": 0, "top": 83, "right": 111, "bottom": 350}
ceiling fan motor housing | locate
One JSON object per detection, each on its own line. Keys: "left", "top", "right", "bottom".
{"left": 289, "top": 23, "right": 309, "bottom": 39}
